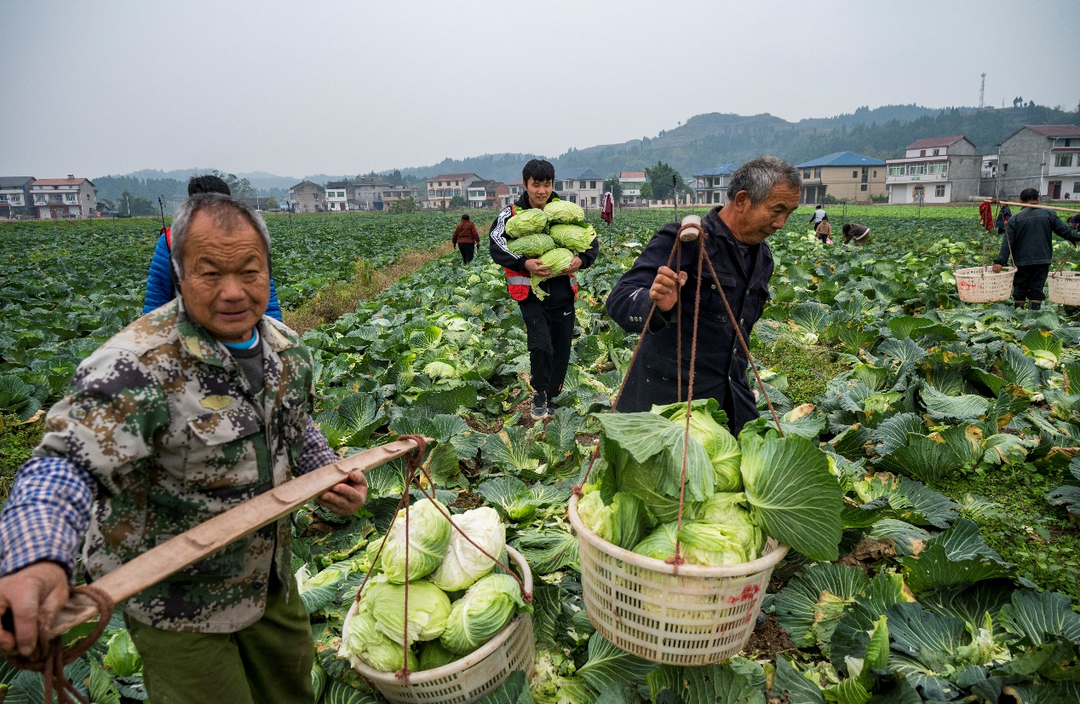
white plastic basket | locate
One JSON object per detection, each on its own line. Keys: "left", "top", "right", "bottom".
{"left": 1048, "top": 271, "right": 1080, "bottom": 306}
{"left": 953, "top": 266, "right": 1015, "bottom": 303}
{"left": 567, "top": 495, "right": 788, "bottom": 666}
{"left": 344, "top": 546, "right": 534, "bottom": 704}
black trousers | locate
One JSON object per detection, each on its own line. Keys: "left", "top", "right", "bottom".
{"left": 458, "top": 243, "right": 475, "bottom": 264}
{"left": 518, "top": 296, "right": 576, "bottom": 398}
{"left": 1012, "top": 263, "right": 1050, "bottom": 303}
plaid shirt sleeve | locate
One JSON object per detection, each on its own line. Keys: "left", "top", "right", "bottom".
{"left": 0, "top": 457, "right": 95, "bottom": 579}
{"left": 294, "top": 417, "right": 339, "bottom": 475}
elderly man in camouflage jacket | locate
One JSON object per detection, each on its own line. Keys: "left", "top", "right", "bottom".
{"left": 0, "top": 193, "right": 367, "bottom": 703}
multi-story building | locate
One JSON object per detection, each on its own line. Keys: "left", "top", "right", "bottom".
{"left": 351, "top": 178, "right": 391, "bottom": 211}
{"left": 380, "top": 185, "right": 417, "bottom": 209}
{"left": 996, "top": 124, "right": 1080, "bottom": 201}
{"left": 426, "top": 173, "right": 482, "bottom": 209}
{"left": 504, "top": 181, "right": 524, "bottom": 207}
{"left": 555, "top": 168, "right": 603, "bottom": 208}
{"left": 795, "top": 152, "right": 886, "bottom": 203}
{"left": 0, "top": 177, "right": 35, "bottom": 218}
{"left": 325, "top": 181, "right": 351, "bottom": 211}
{"left": 692, "top": 163, "right": 739, "bottom": 205}
{"left": 618, "top": 171, "right": 646, "bottom": 205}
{"left": 467, "top": 179, "right": 498, "bottom": 208}
{"left": 287, "top": 181, "right": 326, "bottom": 213}
{"left": 29, "top": 176, "right": 97, "bottom": 219}
{"left": 885, "top": 136, "right": 980, "bottom": 204}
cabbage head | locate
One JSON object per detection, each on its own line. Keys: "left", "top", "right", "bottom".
{"left": 381, "top": 498, "right": 451, "bottom": 583}
{"left": 440, "top": 574, "right": 531, "bottom": 655}
{"left": 577, "top": 490, "right": 654, "bottom": 550}
{"left": 418, "top": 640, "right": 458, "bottom": 671}
{"left": 678, "top": 519, "right": 762, "bottom": 566}
{"left": 652, "top": 399, "right": 742, "bottom": 491}
{"left": 366, "top": 578, "right": 452, "bottom": 647}
{"left": 549, "top": 224, "right": 596, "bottom": 252}
{"left": 340, "top": 601, "right": 419, "bottom": 673}
{"left": 530, "top": 248, "right": 575, "bottom": 301}
{"left": 430, "top": 507, "right": 506, "bottom": 592}
{"left": 632, "top": 522, "right": 679, "bottom": 561}
{"left": 543, "top": 200, "right": 585, "bottom": 225}
{"left": 505, "top": 208, "right": 548, "bottom": 238}
{"left": 507, "top": 233, "right": 555, "bottom": 257}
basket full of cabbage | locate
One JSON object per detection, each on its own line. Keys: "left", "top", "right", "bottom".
{"left": 339, "top": 499, "right": 534, "bottom": 702}
{"left": 503, "top": 199, "right": 597, "bottom": 301}
{"left": 567, "top": 400, "right": 844, "bottom": 666}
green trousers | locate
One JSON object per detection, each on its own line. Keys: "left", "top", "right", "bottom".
{"left": 126, "top": 573, "right": 315, "bottom": 704}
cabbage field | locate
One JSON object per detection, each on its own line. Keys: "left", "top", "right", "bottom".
{"left": 1, "top": 206, "right": 1079, "bottom": 703}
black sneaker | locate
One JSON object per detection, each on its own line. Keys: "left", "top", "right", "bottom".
{"left": 531, "top": 392, "right": 548, "bottom": 419}
{"left": 547, "top": 402, "right": 558, "bottom": 416}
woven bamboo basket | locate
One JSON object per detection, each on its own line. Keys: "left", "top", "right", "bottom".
{"left": 567, "top": 495, "right": 788, "bottom": 666}
{"left": 953, "top": 266, "right": 1015, "bottom": 303}
{"left": 345, "top": 547, "right": 535, "bottom": 704}
{"left": 1048, "top": 271, "right": 1080, "bottom": 306}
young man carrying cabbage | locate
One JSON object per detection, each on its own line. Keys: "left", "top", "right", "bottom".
{"left": 489, "top": 159, "right": 601, "bottom": 419}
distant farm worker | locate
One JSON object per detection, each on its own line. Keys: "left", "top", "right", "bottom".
{"left": 808, "top": 203, "right": 826, "bottom": 228}
{"left": 143, "top": 174, "right": 283, "bottom": 320}
{"left": 606, "top": 156, "right": 801, "bottom": 436}
{"left": 992, "top": 188, "right": 1080, "bottom": 310}
{"left": 815, "top": 213, "right": 832, "bottom": 244}
{"left": 842, "top": 222, "right": 870, "bottom": 246}
{"left": 996, "top": 204, "right": 1013, "bottom": 234}
{"left": 1068, "top": 212, "right": 1080, "bottom": 232}
{"left": 0, "top": 194, "right": 368, "bottom": 703}
{"left": 489, "top": 159, "right": 601, "bottom": 419}
{"left": 452, "top": 213, "right": 481, "bottom": 265}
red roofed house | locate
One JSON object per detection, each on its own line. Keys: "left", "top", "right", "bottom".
{"left": 425, "top": 173, "right": 483, "bottom": 210}
{"left": 29, "top": 176, "right": 97, "bottom": 219}
{"left": 997, "top": 125, "right": 1080, "bottom": 201}
{"left": 884, "top": 136, "right": 980, "bottom": 204}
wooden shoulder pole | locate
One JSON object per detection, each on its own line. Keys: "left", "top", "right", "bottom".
{"left": 973, "top": 197, "right": 1080, "bottom": 214}
{"left": 46, "top": 437, "right": 429, "bottom": 639}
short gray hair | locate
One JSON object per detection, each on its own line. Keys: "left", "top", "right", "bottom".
{"left": 728, "top": 156, "right": 801, "bottom": 206}
{"left": 170, "top": 193, "right": 271, "bottom": 281}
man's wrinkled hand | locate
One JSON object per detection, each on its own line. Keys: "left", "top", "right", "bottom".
{"left": 0, "top": 562, "right": 69, "bottom": 657}
{"left": 992, "top": 264, "right": 1002, "bottom": 273}
{"left": 649, "top": 266, "right": 689, "bottom": 312}
{"left": 316, "top": 470, "right": 368, "bottom": 516}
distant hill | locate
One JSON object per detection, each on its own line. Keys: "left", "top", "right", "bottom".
{"left": 399, "top": 103, "right": 1077, "bottom": 183}
{"left": 97, "top": 103, "right": 1079, "bottom": 198}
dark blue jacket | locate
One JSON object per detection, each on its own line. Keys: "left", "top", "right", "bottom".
{"left": 143, "top": 231, "right": 283, "bottom": 321}
{"left": 605, "top": 206, "right": 773, "bottom": 435}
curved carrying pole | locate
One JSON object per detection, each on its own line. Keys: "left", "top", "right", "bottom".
{"left": 973, "top": 197, "right": 1080, "bottom": 215}
{"left": 45, "top": 437, "right": 430, "bottom": 639}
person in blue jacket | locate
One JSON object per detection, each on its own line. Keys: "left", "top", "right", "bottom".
{"left": 143, "top": 175, "right": 283, "bottom": 320}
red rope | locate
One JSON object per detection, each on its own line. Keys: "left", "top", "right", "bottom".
{"left": 4, "top": 585, "right": 113, "bottom": 704}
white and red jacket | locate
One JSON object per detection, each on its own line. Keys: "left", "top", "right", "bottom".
{"left": 487, "top": 191, "right": 600, "bottom": 304}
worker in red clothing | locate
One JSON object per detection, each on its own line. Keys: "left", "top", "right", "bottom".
{"left": 452, "top": 214, "right": 480, "bottom": 265}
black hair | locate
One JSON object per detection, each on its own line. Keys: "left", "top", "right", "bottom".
{"left": 187, "top": 175, "right": 232, "bottom": 197}
{"left": 461, "top": 214, "right": 470, "bottom": 221}
{"left": 1019, "top": 188, "right": 1040, "bottom": 202}
{"left": 522, "top": 159, "right": 555, "bottom": 184}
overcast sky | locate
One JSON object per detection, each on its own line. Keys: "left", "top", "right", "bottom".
{"left": 3, "top": 0, "right": 1077, "bottom": 179}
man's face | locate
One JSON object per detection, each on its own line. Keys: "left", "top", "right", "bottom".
{"left": 525, "top": 178, "right": 553, "bottom": 209}
{"left": 730, "top": 184, "right": 800, "bottom": 245}
{"left": 179, "top": 210, "right": 270, "bottom": 343}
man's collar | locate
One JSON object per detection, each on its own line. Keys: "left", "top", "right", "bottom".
{"left": 176, "top": 297, "right": 295, "bottom": 366}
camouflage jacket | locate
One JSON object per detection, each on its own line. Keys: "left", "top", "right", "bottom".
{"left": 34, "top": 298, "right": 326, "bottom": 633}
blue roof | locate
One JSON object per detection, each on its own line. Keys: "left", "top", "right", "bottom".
{"left": 795, "top": 151, "right": 885, "bottom": 168}
{"left": 695, "top": 163, "right": 740, "bottom": 176}
{"left": 556, "top": 167, "right": 603, "bottom": 181}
